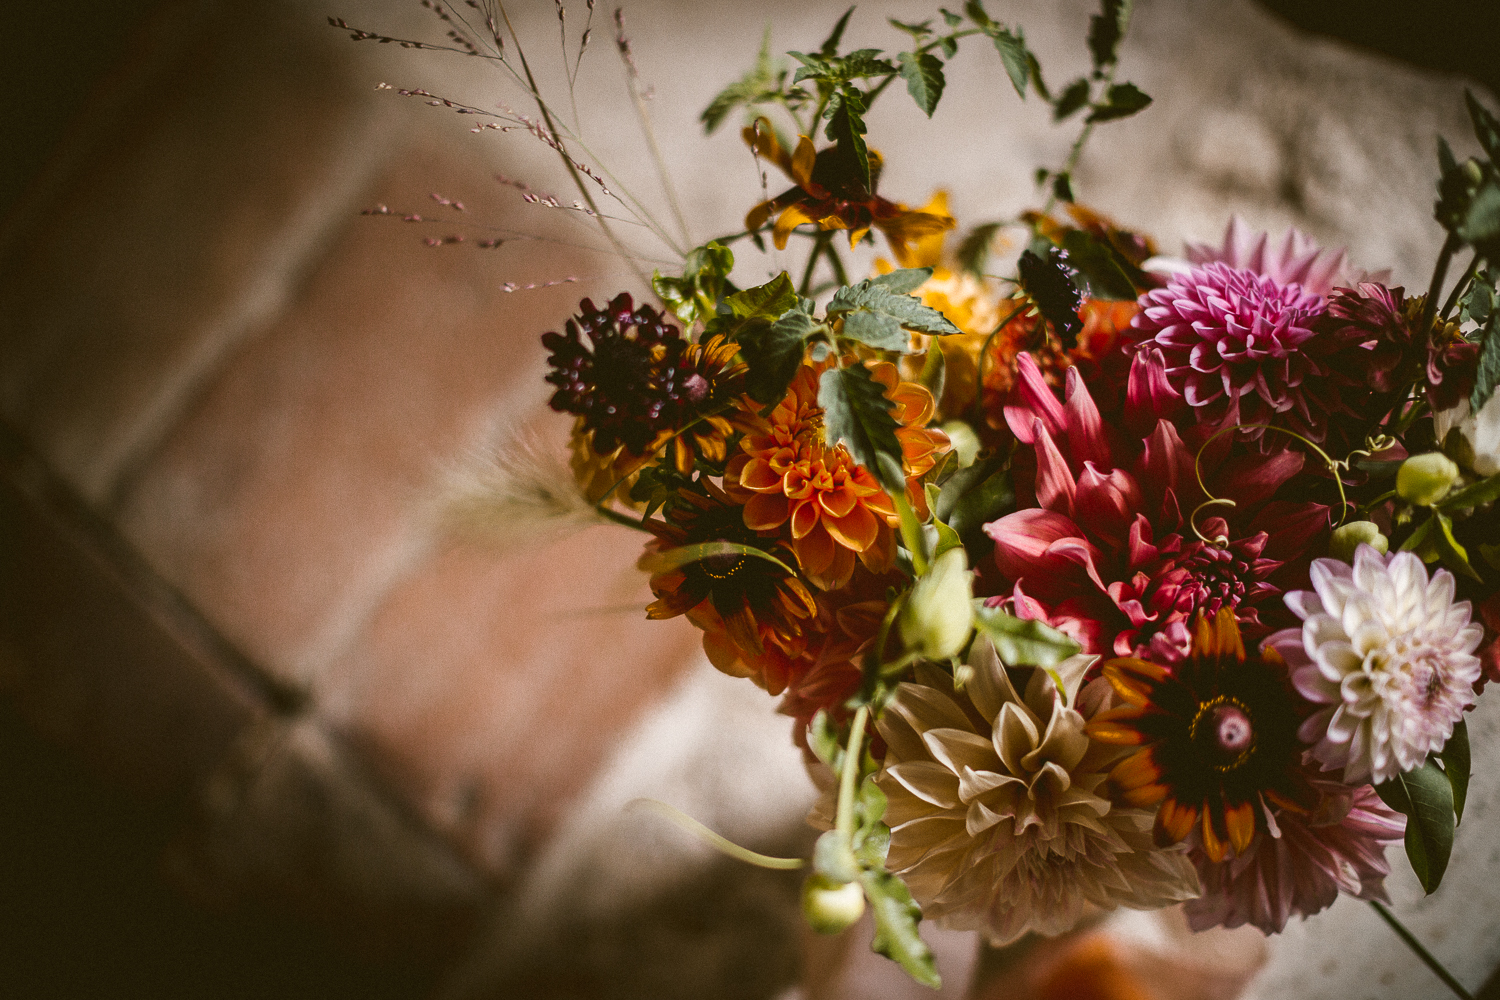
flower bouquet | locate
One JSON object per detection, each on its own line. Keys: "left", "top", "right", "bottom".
{"left": 338, "top": 2, "right": 1500, "bottom": 994}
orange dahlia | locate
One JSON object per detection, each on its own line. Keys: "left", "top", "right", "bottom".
{"left": 725, "top": 360, "right": 948, "bottom": 590}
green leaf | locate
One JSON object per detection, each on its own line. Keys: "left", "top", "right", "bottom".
{"left": 1051, "top": 172, "right": 1075, "bottom": 204}
{"left": 738, "top": 308, "right": 818, "bottom": 404}
{"left": 841, "top": 310, "right": 909, "bottom": 351}
{"left": 936, "top": 454, "right": 1014, "bottom": 542}
{"left": 1440, "top": 720, "right": 1471, "bottom": 824}
{"left": 916, "top": 339, "right": 946, "bottom": 401}
{"left": 956, "top": 222, "right": 1002, "bottom": 275}
{"left": 1087, "top": 81, "right": 1152, "bottom": 122}
{"left": 1027, "top": 51, "right": 1050, "bottom": 102}
{"left": 820, "top": 6, "right": 855, "bottom": 57}
{"left": 1440, "top": 471, "right": 1500, "bottom": 511}
{"left": 972, "top": 604, "right": 1081, "bottom": 668}
{"left": 1433, "top": 510, "right": 1483, "bottom": 581}
{"left": 940, "top": 8, "right": 963, "bottom": 28}
{"left": 889, "top": 18, "right": 933, "bottom": 38}
{"left": 858, "top": 868, "right": 941, "bottom": 989}
{"left": 1060, "top": 229, "right": 1138, "bottom": 300}
{"left": 829, "top": 276, "right": 961, "bottom": 339}
{"left": 869, "top": 267, "right": 934, "bottom": 295}
{"left": 1458, "top": 179, "right": 1500, "bottom": 256}
{"left": 962, "top": 0, "right": 992, "bottom": 27}
{"left": 1374, "top": 761, "right": 1456, "bottom": 894}
{"left": 931, "top": 515, "right": 963, "bottom": 560}
{"left": 1472, "top": 311, "right": 1500, "bottom": 414}
{"left": 793, "top": 50, "right": 897, "bottom": 84}
{"left": 1459, "top": 269, "right": 1494, "bottom": 326}
{"left": 813, "top": 830, "right": 860, "bottom": 884}
{"left": 898, "top": 51, "right": 946, "bottom": 117}
{"left": 819, "top": 364, "right": 906, "bottom": 494}
{"left": 1467, "top": 90, "right": 1500, "bottom": 165}
{"left": 727, "top": 271, "right": 798, "bottom": 319}
{"left": 1053, "top": 77, "right": 1090, "bottom": 121}
{"left": 1087, "top": 0, "right": 1133, "bottom": 71}
{"left": 637, "top": 540, "right": 798, "bottom": 578}
{"left": 808, "top": 710, "right": 841, "bottom": 769}
{"left": 990, "top": 28, "right": 1030, "bottom": 98}
{"left": 700, "top": 27, "right": 783, "bottom": 134}
{"left": 823, "top": 86, "right": 872, "bottom": 193}
{"left": 653, "top": 242, "right": 736, "bottom": 324}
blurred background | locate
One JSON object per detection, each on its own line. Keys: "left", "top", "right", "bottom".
{"left": 2, "top": 1, "right": 1499, "bottom": 997}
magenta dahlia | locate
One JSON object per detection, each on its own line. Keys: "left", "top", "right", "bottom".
{"left": 1132, "top": 222, "right": 1381, "bottom": 447}
{"left": 1185, "top": 781, "right": 1404, "bottom": 934}
{"left": 984, "top": 352, "right": 1328, "bottom": 659}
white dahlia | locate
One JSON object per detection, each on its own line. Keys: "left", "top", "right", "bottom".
{"left": 874, "top": 645, "right": 1199, "bottom": 946}
{"left": 1267, "top": 545, "right": 1483, "bottom": 785}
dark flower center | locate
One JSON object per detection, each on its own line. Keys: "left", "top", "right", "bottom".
{"left": 698, "top": 553, "right": 748, "bottom": 581}
{"left": 1190, "top": 695, "right": 1256, "bottom": 772}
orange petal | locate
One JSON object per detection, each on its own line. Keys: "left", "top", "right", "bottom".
{"left": 1192, "top": 607, "right": 1246, "bottom": 662}
{"left": 789, "top": 498, "right": 821, "bottom": 539}
{"left": 794, "top": 524, "right": 835, "bottom": 577}
{"left": 1083, "top": 718, "right": 1146, "bottom": 745}
{"left": 1225, "top": 800, "right": 1256, "bottom": 855}
{"left": 740, "top": 457, "right": 784, "bottom": 492}
{"left": 1200, "top": 810, "right": 1228, "bottom": 863}
{"left": 743, "top": 492, "right": 789, "bottom": 531}
{"left": 773, "top": 203, "right": 817, "bottom": 251}
{"left": 818, "top": 485, "right": 858, "bottom": 519}
{"left": 1154, "top": 797, "right": 1198, "bottom": 847}
{"left": 791, "top": 135, "right": 818, "bottom": 190}
{"left": 1122, "top": 783, "right": 1170, "bottom": 808}
{"left": 824, "top": 503, "right": 879, "bottom": 552}
{"left": 1108, "top": 750, "right": 1162, "bottom": 791}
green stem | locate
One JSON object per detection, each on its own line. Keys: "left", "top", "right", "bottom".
{"left": 628, "top": 799, "right": 806, "bottom": 870}
{"left": 1421, "top": 233, "right": 1463, "bottom": 338}
{"left": 1440, "top": 251, "right": 1481, "bottom": 321}
{"left": 894, "top": 491, "right": 928, "bottom": 576}
{"left": 1040, "top": 65, "right": 1115, "bottom": 218}
{"left": 863, "top": 28, "right": 984, "bottom": 107}
{"left": 800, "top": 231, "right": 834, "bottom": 296}
{"left": 1370, "top": 901, "right": 1475, "bottom": 1000}
{"left": 834, "top": 705, "right": 870, "bottom": 844}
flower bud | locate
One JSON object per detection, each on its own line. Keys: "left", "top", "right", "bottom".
{"left": 1329, "top": 521, "right": 1388, "bottom": 562}
{"left": 801, "top": 874, "right": 865, "bottom": 934}
{"left": 900, "top": 546, "right": 974, "bottom": 660}
{"left": 940, "top": 420, "right": 981, "bottom": 468}
{"left": 1396, "top": 452, "right": 1460, "bottom": 507}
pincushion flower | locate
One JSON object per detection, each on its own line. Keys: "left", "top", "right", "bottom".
{"left": 1267, "top": 545, "right": 1483, "bottom": 785}
{"left": 1086, "top": 609, "right": 1317, "bottom": 862}
{"left": 1185, "top": 780, "right": 1404, "bottom": 934}
{"left": 725, "top": 360, "right": 948, "bottom": 590}
{"left": 983, "top": 351, "right": 1323, "bottom": 658}
{"left": 876, "top": 644, "right": 1199, "bottom": 945}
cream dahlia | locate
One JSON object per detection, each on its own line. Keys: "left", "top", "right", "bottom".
{"left": 1267, "top": 545, "right": 1484, "bottom": 785}
{"left": 875, "top": 644, "right": 1199, "bottom": 945}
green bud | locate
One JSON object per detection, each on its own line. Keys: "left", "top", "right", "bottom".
{"left": 1396, "top": 452, "right": 1460, "bottom": 507}
{"left": 1463, "top": 158, "right": 1485, "bottom": 187}
{"left": 940, "top": 420, "right": 982, "bottom": 469}
{"left": 1328, "top": 521, "right": 1388, "bottom": 562}
{"left": 900, "top": 546, "right": 974, "bottom": 660}
{"left": 801, "top": 874, "right": 865, "bottom": 934}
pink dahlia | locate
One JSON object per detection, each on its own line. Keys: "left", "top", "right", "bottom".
{"left": 1133, "top": 221, "right": 1381, "bottom": 446}
{"left": 1268, "top": 545, "right": 1483, "bottom": 785}
{"left": 1185, "top": 781, "right": 1404, "bottom": 934}
{"left": 984, "top": 352, "right": 1328, "bottom": 659}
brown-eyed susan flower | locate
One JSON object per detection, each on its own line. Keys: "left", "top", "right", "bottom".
{"left": 724, "top": 359, "right": 948, "bottom": 590}
{"left": 640, "top": 480, "right": 817, "bottom": 694}
{"left": 741, "top": 118, "right": 953, "bottom": 256}
{"left": 1086, "top": 608, "right": 1316, "bottom": 863}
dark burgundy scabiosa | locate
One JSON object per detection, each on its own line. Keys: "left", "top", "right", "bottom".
{"left": 543, "top": 294, "right": 744, "bottom": 472}
{"left": 1017, "top": 247, "right": 1085, "bottom": 348}
{"left": 1085, "top": 608, "right": 1317, "bottom": 863}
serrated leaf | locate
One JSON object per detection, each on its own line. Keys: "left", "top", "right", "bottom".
{"left": 1087, "top": 81, "right": 1152, "bottom": 122}
{"left": 858, "top": 869, "right": 941, "bottom": 989}
{"left": 739, "top": 309, "right": 817, "bottom": 404}
{"left": 898, "top": 51, "right": 946, "bottom": 117}
{"left": 931, "top": 515, "right": 963, "bottom": 560}
{"left": 1087, "top": 0, "right": 1132, "bottom": 70}
{"left": 1460, "top": 270, "right": 1494, "bottom": 326}
{"left": 823, "top": 86, "right": 872, "bottom": 193}
{"left": 962, "top": 0, "right": 992, "bottom": 27}
{"left": 842, "top": 310, "right": 908, "bottom": 351}
{"left": 1472, "top": 312, "right": 1500, "bottom": 414}
{"left": 1027, "top": 51, "right": 1050, "bottom": 101}
{"left": 1459, "top": 179, "right": 1500, "bottom": 255}
{"left": 829, "top": 277, "right": 961, "bottom": 336}
{"left": 1467, "top": 89, "right": 1500, "bottom": 165}
{"left": 820, "top": 6, "right": 855, "bottom": 57}
{"left": 889, "top": 18, "right": 932, "bottom": 37}
{"left": 870, "top": 267, "right": 933, "bottom": 295}
{"left": 1374, "top": 761, "right": 1455, "bottom": 894}
{"left": 727, "top": 271, "right": 798, "bottom": 318}
{"left": 852, "top": 817, "right": 891, "bottom": 868}
{"left": 972, "top": 604, "right": 1081, "bottom": 668}
{"left": 1441, "top": 720, "right": 1471, "bottom": 824}
{"left": 1053, "top": 77, "right": 1090, "bottom": 121}
{"left": 940, "top": 8, "right": 963, "bottom": 28}
{"left": 819, "top": 364, "right": 906, "bottom": 494}
{"left": 701, "top": 27, "right": 782, "bottom": 134}
{"left": 991, "top": 28, "right": 1030, "bottom": 98}
{"left": 936, "top": 454, "right": 1014, "bottom": 541}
